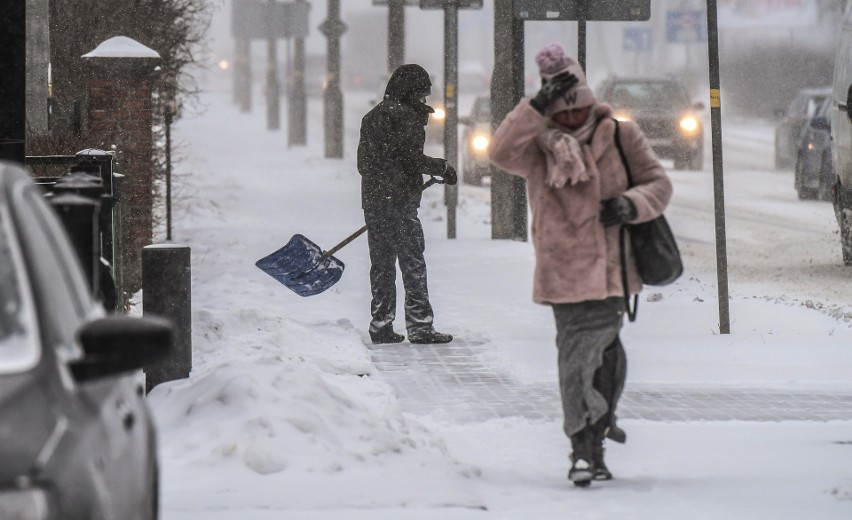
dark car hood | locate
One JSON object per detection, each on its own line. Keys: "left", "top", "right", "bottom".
{"left": 0, "top": 374, "right": 60, "bottom": 481}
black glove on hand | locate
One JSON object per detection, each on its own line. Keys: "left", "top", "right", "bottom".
{"left": 440, "top": 164, "right": 458, "bottom": 185}
{"left": 599, "top": 197, "right": 637, "bottom": 227}
{"left": 529, "top": 72, "right": 579, "bottom": 114}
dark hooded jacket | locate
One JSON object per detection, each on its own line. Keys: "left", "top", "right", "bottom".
{"left": 357, "top": 64, "right": 447, "bottom": 208}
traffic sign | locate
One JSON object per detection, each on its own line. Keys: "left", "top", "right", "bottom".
{"left": 232, "top": 0, "right": 310, "bottom": 40}
{"left": 419, "top": 0, "right": 483, "bottom": 8}
{"left": 666, "top": 10, "right": 706, "bottom": 43}
{"left": 513, "top": 0, "right": 650, "bottom": 21}
{"left": 623, "top": 27, "right": 652, "bottom": 51}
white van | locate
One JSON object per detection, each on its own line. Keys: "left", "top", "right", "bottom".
{"left": 830, "top": 1, "right": 852, "bottom": 264}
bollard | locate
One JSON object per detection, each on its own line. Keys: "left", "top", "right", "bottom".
{"left": 142, "top": 244, "right": 191, "bottom": 392}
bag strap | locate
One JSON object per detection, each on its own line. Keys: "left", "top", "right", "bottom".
{"left": 613, "top": 119, "right": 638, "bottom": 322}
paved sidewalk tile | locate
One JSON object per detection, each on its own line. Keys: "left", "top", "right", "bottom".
{"left": 368, "top": 341, "right": 852, "bottom": 423}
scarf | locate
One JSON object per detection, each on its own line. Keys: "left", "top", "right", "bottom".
{"left": 537, "top": 108, "right": 599, "bottom": 188}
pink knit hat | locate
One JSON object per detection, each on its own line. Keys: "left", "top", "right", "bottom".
{"left": 535, "top": 43, "right": 597, "bottom": 115}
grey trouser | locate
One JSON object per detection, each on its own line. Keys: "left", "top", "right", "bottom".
{"left": 364, "top": 204, "right": 434, "bottom": 336}
{"left": 552, "top": 297, "right": 625, "bottom": 437}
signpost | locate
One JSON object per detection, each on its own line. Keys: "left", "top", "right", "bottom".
{"left": 231, "top": 0, "right": 310, "bottom": 139}
{"left": 420, "top": 0, "right": 484, "bottom": 239}
{"left": 666, "top": 10, "right": 706, "bottom": 43}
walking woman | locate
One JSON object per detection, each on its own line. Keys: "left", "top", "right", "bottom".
{"left": 488, "top": 44, "right": 672, "bottom": 486}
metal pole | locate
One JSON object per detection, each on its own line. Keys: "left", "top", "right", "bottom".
{"left": 289, "top": 33, "right": 307, "bottom": 145}
{"left": 490, "top": 0, "right": 527, "bottom": 241}
{"left": 388, "top": 0, "right": 405, "bottom": 75}
{"left": 235, "top": 37, "right": 252, "bottom": 112}
{"left": 321, "top": 0, "right": 346, "bottom": 158}
{"left": 444, "top": 1, "right": 459, "bottom": 239}
{"left": 706, "top": 0, "right": 731, "bottom": 334}
{"left": 577, "top": 2, "right": 587, "bottom": 72}
{"left": 165, "top": 101, "right": 173, "bottom": 240}
{"left": 265, "top": 0, "right": 281, "bottom": 130}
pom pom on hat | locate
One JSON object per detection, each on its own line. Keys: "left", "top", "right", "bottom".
{"left": 536, "top": 43, "right": 571, "bottom": 76}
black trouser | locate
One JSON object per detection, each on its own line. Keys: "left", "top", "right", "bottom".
{"left": 593, "top": 334, "right": 627, "bottom": 430}
{"left": 364, "top": 204, "right": 434, "bottom": 336}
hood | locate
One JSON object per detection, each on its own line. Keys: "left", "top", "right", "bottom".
{"left": 384, "top": 64, "right": 432, "bottom": 103}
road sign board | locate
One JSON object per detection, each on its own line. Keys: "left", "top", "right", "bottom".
{"left": 232, "top": 0, "right": 310, "bottom": 40}
{"left": 513, "top": 0, "right": 650, "bottom": 21}
{"left": 666, "top": 10, "right": 706, "bottom": 43}
{"left": 372, "top": 0, "right": 420, "bottom": 5}
{"left": 419, "top": 0, "right": 483, "bottom": 8}
{"left": 623, "top": 27, "right": 652, "bottom": 51}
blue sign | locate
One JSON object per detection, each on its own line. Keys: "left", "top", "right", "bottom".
{"left": 666, "top": 10, "right": 706, "bottom": 43}
{"left": 624, "top": 27, "right": 652, "bottom": 51}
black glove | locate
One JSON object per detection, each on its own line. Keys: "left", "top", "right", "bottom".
{"left": 440, "top": 163, "right": 458, "bottom": 185}
{"left": 529, "top": 72, "right": 579, "bottom": 114}
{"left": 599, "top": 197, "right": 637, "bottom": 227}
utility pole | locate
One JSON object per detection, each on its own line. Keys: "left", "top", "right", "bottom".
{"left": 265, "top": 0, "right": 281, "bottom": 130}
{"left": 321, "top": 0, "right": 346, "bottom": 158}
{"left": 490, "top": 0, "right": 527, "bottom": 241}
{"left": 706, "top": 0, "right": 731, "bottom": 334}
{"left": 0, "top": 0, "right": 26, "bottom": 162}
{"left": 289, "top": 0, "right": 308, "bottom": 146}
{"left": 388, "top": 0, "right": 406, "bottom": 75}
{"left": 443, "top": 1, "right": 459, "bottom": 238}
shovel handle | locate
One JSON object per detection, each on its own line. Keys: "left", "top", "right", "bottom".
{"left": 319, "top": 176, "right": 445, "bottom": 261}
{"left": 320, "top": 225, "right": 368, "bottom": 261}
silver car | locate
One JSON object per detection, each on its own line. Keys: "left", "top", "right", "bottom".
{"left": 0, "top": 162, "right": 171, "bottom": 519}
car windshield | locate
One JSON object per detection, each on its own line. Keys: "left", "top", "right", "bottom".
{"left": 0, "top": 200, "right": 40, "bottom": 374}
{"left": 608, "top": 81, "right": 690, "bottom": 109}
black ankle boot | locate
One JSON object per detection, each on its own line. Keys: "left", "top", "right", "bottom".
{"left": 568, "top": 428, "right": 594, "bottom": 487}
{"left": 591, "top": 420, "right": 613, "bottom": 480}
{"left": 369, "top": 328, "right": 405, "bottom": 344}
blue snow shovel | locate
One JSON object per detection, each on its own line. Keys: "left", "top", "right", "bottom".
{"left": 256, "top": 176, "right": 445, "bottom": 297}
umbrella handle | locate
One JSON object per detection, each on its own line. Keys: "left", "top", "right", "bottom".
{"left": 319, "top": 176, "right": 445, "bottom": 261}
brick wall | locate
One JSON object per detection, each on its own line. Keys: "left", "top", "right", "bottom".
{"left": 85, "top": 58, "right": 158, "bottom": 296}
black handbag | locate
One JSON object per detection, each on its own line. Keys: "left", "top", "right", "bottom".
{"left": 613, "top": 119, "right": 683, "bottom": 322}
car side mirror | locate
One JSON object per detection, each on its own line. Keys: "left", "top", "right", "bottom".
{"left": 811, "top": 116, "right": 831, "bottom": 131}
{"left": 71, "top": 316, "right": 173, "bottom": 381}
{"left": 693, "top": 101, "right": 705, "bottom": 111}
{"left": 847, "top": 84, "right": 852, "bottom": 124}
{"left": 773, "top": 108, "right": 786, "bottom": 119}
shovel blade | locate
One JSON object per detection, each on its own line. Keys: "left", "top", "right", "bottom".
{"left": 255, "top": 234, "right": 345, "bottom": 297}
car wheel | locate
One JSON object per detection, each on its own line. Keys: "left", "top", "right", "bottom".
{"left": 837, "top": 190, "right": 852, "bottom": 266}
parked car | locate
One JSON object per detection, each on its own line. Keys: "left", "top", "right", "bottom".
{"left": 597, "top": 77, "right": 704, "bottom": 171}
{"left": 0, "top": 162, "right": 172, "bottom": 519}
{"left": 794, "top": 97, "right": 834, "bottom": 201}
{"left": 459, "top": 95, "right": 492, "bottom": 185}
{"left": 775, "top": 87, "right": 832, "bottom": 170}
{"left": 830, "top": 1, "right": 852, "bottom": 265}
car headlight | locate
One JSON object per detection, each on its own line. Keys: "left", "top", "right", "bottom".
{"left": 679, "top": 115, "right": 700, "bottom": 135}
{"left": 431, "top": 108, "right": 446, "bottom": 121}
{"left": 613, "top": 111, "right": 631, "bottom": 122}
{"left": 0, "top": 487, "right": 51, "bottom": 520}
{"left": 471, "top": 132, "right": 490, "bottom": 152}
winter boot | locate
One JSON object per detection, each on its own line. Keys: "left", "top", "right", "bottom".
{"left": 605, "top": 416, "right": 627, "bottom": 444}
{"left": 408, "top": 330, "right": 453, "bottom": 344}
{"left": 369, "top": 328, "right": 405, "bottom": 344}
{"left": 591, "top": 420, "right": 613, "bottom": 481}
{"left": 568, "top": 428, "right": 594, "bottom": 487}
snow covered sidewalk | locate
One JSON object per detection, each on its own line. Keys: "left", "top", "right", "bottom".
{"left": 152, "top": 89, "right": 852, "bottom": 520}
